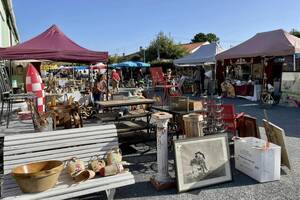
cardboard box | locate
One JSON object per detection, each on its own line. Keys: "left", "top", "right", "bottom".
{"left": 234, "top": 137, "right": 281, "bottom": 182}
{"left": 170, "top": 96, "right": 202, "bottom": 111}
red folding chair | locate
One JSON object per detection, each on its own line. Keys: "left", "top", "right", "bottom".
{"left": 221, "top": 104, "right": 244, "bottom": 136}
{"left": 150, "top": 67, "right": 177, "bottom": 104}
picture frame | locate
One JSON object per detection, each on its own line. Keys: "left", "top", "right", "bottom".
{"left": 263, "top": 119, "right": 291, "bottom": 169}
{"left": 236, "top": 115, "right": 260, "bottom": 138}
{"left": 174, "top": 134, "right": 232, "bottom": 192}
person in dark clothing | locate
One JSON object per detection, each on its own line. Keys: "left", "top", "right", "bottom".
{"left": 193, "top": 68, "right": 201, "bottom": 96}
{"left": 200, "top": 66, "right": 205, "bottom": 94}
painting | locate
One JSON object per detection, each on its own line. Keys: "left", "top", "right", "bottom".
{"left": 174, "top": 134, "right": 232, "bottom": 192}
{"left": 252, "top": 63, "right": 263, "bottom": 79}
{"left": 281, "top": 72, "right": 300, "bottom": 106}
{"left": 263, "top": 119, "right": 291, "bottom": 169}
{"left": 236, "top": 115, "right": 260, "bottom": 138}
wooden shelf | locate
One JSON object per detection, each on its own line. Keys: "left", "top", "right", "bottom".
{"left": 116, "top": 120, "right": 153, "bottom": 133}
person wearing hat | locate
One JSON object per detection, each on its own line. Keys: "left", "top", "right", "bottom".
{"left": 111, "top": 69, "right": 120, "bottom": 94}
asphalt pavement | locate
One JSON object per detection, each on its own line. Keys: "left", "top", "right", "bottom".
{"left": 113, "top": 98, "right": 300, "bottom": 200}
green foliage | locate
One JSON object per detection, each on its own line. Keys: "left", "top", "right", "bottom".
{"left": 290, "top": 29, "right": 300, "bottom": 38}
{"left": 146, "top": 32, "right": 187, "bottom": 62}
{"left": 191, "top": 32, "right": 219, "bottom": 43}
{"left": 108, "top": 55, "right": 125, "bottom": 64}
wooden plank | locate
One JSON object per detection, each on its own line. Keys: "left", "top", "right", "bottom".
{"left": 263, "top": 119, "right": 291, "bottom": 169}
{"left": 4, "top": 137, "right": 118, "bottom": 155}
{"left": 4, "top": 143, "right": 116, "bottom": 162}
{"left": 3, "top": 173, "right": 134, "bottom": 200}
{"left": 44, "top": 179, "right": 134, "bottom": 200}
{"left": 5, "top": 129, "right": 117, "bottom": 146}
{"left": 5, "top": 124, "right": 117, "bottom": 141}
{"left": 4, "top": 171, "right": 133, "bottom": 191}
{"left": 4, "top": 151, "right": 109, "bottom": 172}
{"left": 4, "top": 146, "right": 115, "bottom": 167}
{"left": 95, "top": 98, "right": 155, "bottom": 107}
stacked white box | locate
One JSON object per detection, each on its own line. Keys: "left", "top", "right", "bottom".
{"left": 234, "top": 137, "right": 281, "bottom": 182}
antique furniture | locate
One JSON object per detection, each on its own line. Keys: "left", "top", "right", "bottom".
{"left": 2, "top": 124, "right": 135, "bottom": 200}
{"left": 0, "top": 65, "right": 35, "bottom": 127}
{"left": 95, "top": 98, "right": 155, "bottom": 142}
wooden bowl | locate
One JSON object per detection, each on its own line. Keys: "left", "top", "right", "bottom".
{"left": 12, "top": 160, "right": 64, "bottom": 193}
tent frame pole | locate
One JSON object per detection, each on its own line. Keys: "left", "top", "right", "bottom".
{"left": 106, "top": 63, "right": 109, "bottom": 101}
{"left": 293, "top": 54, "right": 296, "bottom": 72}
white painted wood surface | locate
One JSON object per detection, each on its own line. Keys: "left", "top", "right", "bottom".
{"left": 2, "top": 124, "right": 135, "bottom": 200}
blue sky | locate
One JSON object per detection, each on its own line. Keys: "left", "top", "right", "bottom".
{"left": 14, "top": 0, "right": 300, "bottom": 55}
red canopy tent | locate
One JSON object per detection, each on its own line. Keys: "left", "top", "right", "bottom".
{"left": 0, "top": 24, "right": 108, "bottom": 63}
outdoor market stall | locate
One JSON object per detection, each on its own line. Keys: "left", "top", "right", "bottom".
{"left": 0, "top": 24, "right": 108, "bottom": 128}
{"left": 174, "top": 43, "right": 224, "bottom": 94}
{"left": 216, "top": 29, "right": 300, "bottom": 102}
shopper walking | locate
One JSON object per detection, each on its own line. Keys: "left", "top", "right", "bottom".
{"left": 111, "top": 69, "right": 120, "bottom": 94}
{"left": 193, "top": 68, "right": 201, "bottom": 96}
{"left": 200, "top": 66, "right": 205, "bottom": 94}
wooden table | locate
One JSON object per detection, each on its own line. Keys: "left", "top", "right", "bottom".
{"left": 95, "top": 98, "right": 155, "bottom": 108}
{"left": 95, "top": 98, "right": 155, "bottom": 139}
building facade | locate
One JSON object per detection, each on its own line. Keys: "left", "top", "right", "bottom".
{"left": 0, "top": 0, "right": 19, "bottom": 47}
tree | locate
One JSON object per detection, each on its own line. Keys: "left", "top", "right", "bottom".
{"left": 206, "top": 33, "right": 220, "bottom": 43}
{"left": 146, "top": 32, "right": 187, "bottom": 62}
{"left": 290, "top": 29, "right": 300, "bottom": 38}
{"left": 108, "top": 55, "right": 125, "bottom": 64}
{"left": 191, "top": 32, "right": 219, "bottom": 43}
{"left": 191, "top": 33, "right": 207, "bottom": 43}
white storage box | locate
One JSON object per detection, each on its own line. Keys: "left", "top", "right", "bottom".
{"left": 234, "top": 137, "right": 281, "bottom": 182}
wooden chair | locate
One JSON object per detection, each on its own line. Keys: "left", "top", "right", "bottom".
{"left": 1, "top": 124, "right": 135, "bottom": 200}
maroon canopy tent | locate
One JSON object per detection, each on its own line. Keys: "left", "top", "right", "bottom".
{"left": 0, "top": 24, "right": 108, "bottom": 63}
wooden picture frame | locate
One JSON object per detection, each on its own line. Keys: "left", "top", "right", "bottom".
{"left": 263, "top": 119, "right": 291, "bottom": 169}
{"left": 174, "top": 134, "right": 232, "bottom": 192}
{"left": 236, "top": 115, "right": 260, "bottom": 138}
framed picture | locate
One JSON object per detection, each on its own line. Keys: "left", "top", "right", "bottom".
{"left": 252, "top": 63, "right": 263, "bottom": 79}
{"left": 263, "top": 119, "right": 291, "bottom": 169}
{"left": 174, "top": 134, "right": 232, "bottom": 192}
{"left": 236, "top": 115, "right": 260, "bottom": 138}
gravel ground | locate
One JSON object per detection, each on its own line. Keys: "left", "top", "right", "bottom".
{"left": 1, "top": 97, "right": 300, "bottom": 200}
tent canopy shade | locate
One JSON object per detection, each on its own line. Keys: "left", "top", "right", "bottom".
{"left": 174, "top": 43, "right": 224, "bottom": 66}
{"left": 0, "top": 25, "right": 108, "bottom": 63}
{"left": 109, "top": 61, "right": 150, "bottom": 68}
{"left": 216, "top": 29, "right": 300, "bottom": 61}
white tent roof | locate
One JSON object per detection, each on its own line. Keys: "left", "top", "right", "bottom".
{"left": 174, "top": 43, "right": 224, "bottom": 66}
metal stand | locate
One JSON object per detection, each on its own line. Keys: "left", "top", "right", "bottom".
{"left": 150, "top": 112, "right": 175, "bottom": 191}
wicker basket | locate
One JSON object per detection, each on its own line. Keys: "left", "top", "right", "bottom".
{"left": 12, "top": 160, "right": 64, "bottom": 193}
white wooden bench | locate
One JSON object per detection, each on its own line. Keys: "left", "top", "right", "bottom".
{"left": 1, "top": 124, "right": 135, "bottom": 200}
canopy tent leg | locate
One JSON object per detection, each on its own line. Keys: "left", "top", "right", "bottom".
{"left": 106, "top": 63, "right": 109, "bottom": 101}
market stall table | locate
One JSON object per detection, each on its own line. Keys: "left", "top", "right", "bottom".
{"left": 95, "top": 99, "right": 155, "bottom": 141}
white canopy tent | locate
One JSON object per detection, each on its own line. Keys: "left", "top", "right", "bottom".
{"left": 173, "top": 43, "right": 224, "bottom": 66}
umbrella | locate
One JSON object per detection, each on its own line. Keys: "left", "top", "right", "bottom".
{"left": 110, "top": 61, "right": 138, "bottom": 68}
{"left": 109, "top": 61, "right": 150, "bottom": 68}
{"left": 135, "top": 61, "right": 150, "bottom": 67}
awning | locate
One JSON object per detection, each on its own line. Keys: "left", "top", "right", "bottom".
{"left": 0, "top": 25, "right": 108, "bottom": 63}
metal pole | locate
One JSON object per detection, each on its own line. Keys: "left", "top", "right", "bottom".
{"left": 293, "top": 54, "right": 296, "bottom": 72}
{"left": 106, "top": 63, "right": 109, "bottom": 101}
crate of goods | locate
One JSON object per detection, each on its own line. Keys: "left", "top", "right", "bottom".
{"left": 177, "top": 100, "right": 202, "bottom": 111}
{"left": 170, "top": 96, "right": 202, "bottom": 111}
{"left": 234, "top": 137, "right": 281, "bottom": 182}
{"left": 183, "top": 113, "right": 204, "bottom": 138}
